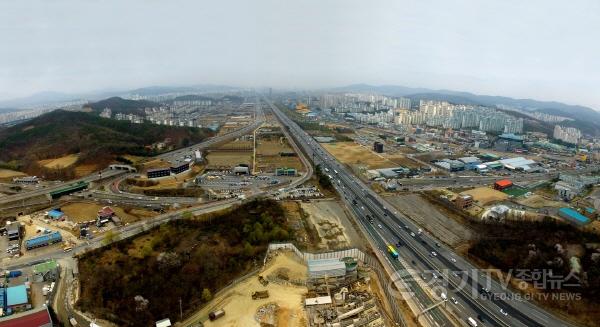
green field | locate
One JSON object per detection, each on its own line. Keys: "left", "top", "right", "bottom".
{"left": 502, "top": 186, "right": 528, "bottom": 197}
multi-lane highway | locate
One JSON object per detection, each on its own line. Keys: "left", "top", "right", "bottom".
{"left": 0, "top": 102, "right": 266, "bottom": 209}
{"left": 267, "top": 97, "right": 574, "bottom": 327}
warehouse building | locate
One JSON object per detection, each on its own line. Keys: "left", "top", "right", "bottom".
{"left": 558, "top": 208, "right": 591, "bottom": 226}
{"left": 5, "top": 285, "right": 30, "bottom": 313}
{"left": 233, "top": 165, "right": 250, "bottom": 175}
{"left": 458, "top": 156, "right": 482, "bottom": 170}
{"left": 25, "top": 231, "right": 62, "bottom": 250}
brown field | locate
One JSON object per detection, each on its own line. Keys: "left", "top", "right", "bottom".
{"left": 206, "top": 151, "right": 253, "bottom": 169}
{"left": 141, "top": 159, "right": 171, "bottom": 170}
{"left": 322, "top": 142, "right": 396, "bottom": 169}
{"left": 255, "top": 139, "right": 303, "bottom": 173}
{"left": 515, "top": 194, "right": 565, "bottom": 209}
{"left": 74, "top": 164, "right": 100, "bottom": 178}
{"left": 461, "top": 187, "right": 508, "bottom": 206}
{"left": 60, "top": 202, "right": 157, "bottom": 224}
{"left": 386, "top": 154, "right": 421, "bottom": 168}
{"left": 38, "top": 154, "right": 79, "bottom": 169}
{"left": 0, "top": 169, "right": 25, "bottom": 178}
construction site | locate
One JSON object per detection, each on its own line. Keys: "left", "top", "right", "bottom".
{"left": 188, "top": 247, "right": 392, "bottom": 327}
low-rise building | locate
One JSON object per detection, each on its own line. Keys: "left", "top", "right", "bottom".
{"left": 5, "top": 285, "right": 29, "bottom": 312}
{"left": 147, "top": 167, "right": 171, "bottom": 179}
{"left": 32, "top": 260, "right": 59, "bottom": 282}
{"left": 494, "top": 179, "right": 513, "bottom": 190}
{"left": 455, "top": 194, "right": 473, "bottom": 209}
{"left": 558, "top": 207, "right": 591, "bottom": 226}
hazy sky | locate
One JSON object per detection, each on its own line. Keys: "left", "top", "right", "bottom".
{"left": 1, "top": 0, "right": 599, "bottom": 108}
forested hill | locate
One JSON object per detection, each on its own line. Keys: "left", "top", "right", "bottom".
{"left": 84, "top": 97, "right": 160, "bottom": 115}
{"left": 0, "top": 110, "right": 211, "bottom": 168}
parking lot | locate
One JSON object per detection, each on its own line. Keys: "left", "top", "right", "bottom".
{"left": 196, "top": 171, "right": 294, "bottom": 191}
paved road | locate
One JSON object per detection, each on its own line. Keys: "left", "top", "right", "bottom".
{"left": 267, "top": 97, "right": 576, "bottom": 327}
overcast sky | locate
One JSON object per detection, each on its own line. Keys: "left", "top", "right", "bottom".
{"left": 1, "top": 0, "right": 599, "bottom": 108}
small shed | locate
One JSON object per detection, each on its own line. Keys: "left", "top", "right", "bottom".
{"left": 47, "top": 209, "right": 64, "bottom": 220}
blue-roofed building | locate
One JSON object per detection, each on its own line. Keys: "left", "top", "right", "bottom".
{"left": 6, "top": 284, "right": 29, "bottom": 312}
{"left": 0, "top": 287, "right": 5, "bottom": 314}
{"left": 558, "top": 208, "right": 591, "bottom": 226}
{"left": 47, "top": 209, "right": 64, "bottom": 220}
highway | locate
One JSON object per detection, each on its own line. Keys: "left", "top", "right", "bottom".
{"left": 0, "top": 102, "right": 265, "bottom": 209}
{"left": 266, "top": 97, "right": 574, "bottom": 327}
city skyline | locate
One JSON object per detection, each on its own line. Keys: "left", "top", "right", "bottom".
{"left": 1, "top": 0, "right": 599, "bottom": 109}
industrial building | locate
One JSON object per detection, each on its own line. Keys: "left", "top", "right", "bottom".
{"left": 25, "top": 231, "right": 62, "bottom": 250}
{"left": 458, "top": 156, "right": 482, "bottom": 170}
{"left": 4, "top": 285, "right": 29, "bottom": 313}
{"left": 558, "top": 208, "right": 591, "bottom": 226}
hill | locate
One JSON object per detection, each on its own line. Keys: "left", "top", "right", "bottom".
{"left": 0, "top": 110, "right": 212, "bottom": 179}
{"left": 77, "top": 199, "right": 292, "bottom": 326}
{"left": 84, "top": 97, "right": 160, "bottom": 115}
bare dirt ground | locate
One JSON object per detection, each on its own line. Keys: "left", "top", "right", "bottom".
{"left": 300, "top": 200, "right": 364, "bottom": 250}
{"left": 60, "top": 202, "right": 157, "bottom": 224}
{"left": 182, "top": 251, "right": 308, "bottom": 327}
{"left": 206, "top": 151, "right": 253, "bottom": 169}
{"left": 322, "top": 142, "right": 396, "bottom": 169}
{"left": 385, "top": 154, "right": 421, "bottom": 168}
{"left": 461, "top": 187, "right": 508, "bottom": 206}
{"left": 38, "top": 154, "right": 79, "bottom": 168}
{"left": 385, "top": 194, "right": 474, "bottom": 247}
{"left": 74, "top": 163, "right": 100, "bottom": 178}
{"left": 515, "top": 194, "right": 565, "bottom": 208}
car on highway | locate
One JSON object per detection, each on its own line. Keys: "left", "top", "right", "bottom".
{"left": 410, "top": 232, "right": 415, "bottom": 237}
{"left": 500, "top": 308, "right": 508, "bottom": 316}
{"left": 377, "top": 224, "right": 382, "bottom": 229}
{"left": 450, "top": 257, "right": 457, "bottom": 262}
{"left": 430, "top": 251, "right": 437, "bottom": 257}
{"left": 451, "top": 297, "right": 458, "bottom": 304}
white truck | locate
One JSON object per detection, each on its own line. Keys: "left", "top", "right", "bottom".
{"left": 467, "top": 317, "right": 478, "bottom": 327}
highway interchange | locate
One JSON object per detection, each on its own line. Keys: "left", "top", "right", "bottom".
{"left": 266, "top": 97, "right": 574, "bottom": 327}
{"left": 1, "top": 96, "right": 579, "bottom": 327}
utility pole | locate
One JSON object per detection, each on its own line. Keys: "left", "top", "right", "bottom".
{"left": 179, "top": 297, "right": 183, "bottom": 320}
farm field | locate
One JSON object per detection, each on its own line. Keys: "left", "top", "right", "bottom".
{"left": 206, "top": 151, "right": 253, "bottom": 169}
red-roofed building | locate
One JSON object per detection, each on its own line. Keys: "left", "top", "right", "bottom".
{"left": 97, "top": 206, "right": 115, "bottom": 219}
{"left": 494, "top": 179, "right": 513, "bottom": 190}
{"left": 0, "top": 307, "right": 52, "bottom": 327}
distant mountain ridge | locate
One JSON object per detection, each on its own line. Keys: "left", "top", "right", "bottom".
{"left": 84, "top": 97, "right": 159, "bottom": 115}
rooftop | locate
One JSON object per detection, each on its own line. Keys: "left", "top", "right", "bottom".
{"left": 32, "top": 260, "right": 58, "bottom": 275}
{"left": 0, "top": 307, "right": 52, "bottom": 327}
{"left": 6, "top": 285, "right": 28, "bottom": 306}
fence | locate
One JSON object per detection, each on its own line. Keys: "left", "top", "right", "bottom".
{"left": 266, "top": 243, "right": 407, "bottom": 327}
